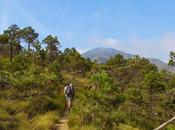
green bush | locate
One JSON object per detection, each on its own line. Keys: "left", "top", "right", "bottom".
{"left": 27, "top": 96, "right": 64, "bottom": 118}
{"left": 0, "top": 70, "right": 14, "bottom": 89}
{"left": 0, "top": 108, "right": 19, "bottom": 130}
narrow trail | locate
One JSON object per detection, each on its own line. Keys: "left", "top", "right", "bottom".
{"left": 56, "top": 110, "right": 69, "bottom": 130}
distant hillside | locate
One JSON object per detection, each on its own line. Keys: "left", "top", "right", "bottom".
{"left": 82, "top": 47, "right": 175, "bottom": 72}
{"left": 82, "top": 48, "right": 133, "bottom": 63}
{"left": 148, "top": 58, "right": 175, "bottom": 72}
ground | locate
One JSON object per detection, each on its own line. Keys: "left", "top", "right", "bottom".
{"left": 56, "top": 110, "right": 69, "bottom": 130}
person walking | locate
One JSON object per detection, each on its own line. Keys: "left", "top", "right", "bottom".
{"left": 64, "top": 83, "right": 75, "bottom": 110}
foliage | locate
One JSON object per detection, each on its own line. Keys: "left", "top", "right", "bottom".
{"left": 0, "top": 24, "right": 174, "bottom": 130}
{"left": 167, "top": 124, "right": 175, "bottom": 130}
{"left": 69, "top": 55, "right": 175, "bottom": 130}
{"left": 43, "top": 35, "right": 60, "bottom": 62}
{"left": 169, "top": 51, "right": 175, "bottom": 66}
{"left": 107, "top": 54, "right": 126, "bottom": 67}
{"left": 62, "top": 48, "right": 92, "bottom": 75}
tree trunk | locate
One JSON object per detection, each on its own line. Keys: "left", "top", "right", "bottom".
{"left": 9, "top": 43, "right": 13, "bottom": 62}
{"left": 16, "top": 43, "right": 21, "bottom": 55}
{"left": 28, "top": 43, "right": 30, "bottom": 52}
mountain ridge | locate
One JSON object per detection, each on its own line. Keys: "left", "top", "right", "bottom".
{"left": 82, "top": 47, "right": 175, "bottom": 72}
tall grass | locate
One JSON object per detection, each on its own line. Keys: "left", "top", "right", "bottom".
{"left": 31, "top": 111, "right": 60, "bottom": 130}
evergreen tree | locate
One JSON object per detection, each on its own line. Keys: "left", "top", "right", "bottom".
{"left": 4, "top": 24, "right": 21, "bottom": 61}
{"left": 107, "top": 54, "right": 126, "bottom": 66}
{"left": 168, "top": 51, "right": 175, "bottom": 66}
{"left": 43, "top": 35, "right": 60, "bottom": 62}
{"left": 21, "top": 26, "right": 39, "bottom": 52}
{"left": 0, "top": 34, "right": 9, "bottom": 56}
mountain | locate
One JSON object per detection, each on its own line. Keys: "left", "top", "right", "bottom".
{"left": 148, "top": 58, "right": 175, "bottom": 72}
{"left": 82, "top": 48, "right": 133, "bottom": 63}
{"left": 82, "top": 47, "right": 175, "bottom": 72}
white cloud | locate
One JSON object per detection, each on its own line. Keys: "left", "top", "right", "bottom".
{"left": 126, "top": 38, "right": 164, "bottom": 61}
{"left": 89, "top": 33, "right": 175, "bottom": 62}
{"left": 91, "top": 37, "right": 121, "bottom": 48}
{"left": 128, "top": 33, "right": 175, "bottom": 61}
{"left": 160, "top": 33, "right": 175, "bottom": 51}
{"left": 77, "top": 48, "right": 89, "bottom": 54}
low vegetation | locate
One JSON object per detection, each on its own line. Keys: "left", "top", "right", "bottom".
{"left": 0, "top": 25, "right": 174, "bottom": 130}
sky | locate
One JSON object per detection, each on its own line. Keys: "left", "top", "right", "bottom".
{"left": 0, "top": 0, "right": 175, "bottom": 62}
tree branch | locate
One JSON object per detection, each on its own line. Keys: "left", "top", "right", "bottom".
{"left": 154, "top": 116, "right": 175, "bottom": 130}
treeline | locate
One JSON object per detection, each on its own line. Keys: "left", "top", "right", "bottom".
{"left": 0, "top": 24, "right": 92, "bottom": 130}
{"left": 69, "top": 55, "right": 175, "bottom": 129}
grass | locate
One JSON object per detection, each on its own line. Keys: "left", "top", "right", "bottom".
{"left": 31, "top": 111, "right": 60, "bottom": 130}
{"left": 0, "top": 94, "right": 64, "bottom": 130}
{"left": 166, "top": 124, "right": 175, "bottom": 130}
{"left": 70, "top": 123, "right": 98, "bottom": 130}
{"left": 0, "top": 108, "right": 10, "bottom": 119}
{"left": 15, "top": 112, "right": 30, "bottom": 130}
{"left": 117, "top": 124, "right": 140, "bottom": 130}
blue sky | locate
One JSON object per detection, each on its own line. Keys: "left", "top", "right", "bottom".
{"left": 1, "top": 0, "right": 175, "bottom": 62}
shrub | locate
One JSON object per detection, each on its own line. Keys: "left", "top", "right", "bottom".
{"left": 27, "top": 96, "right": 64, "bottom": 118}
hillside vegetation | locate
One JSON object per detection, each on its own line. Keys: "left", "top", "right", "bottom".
{"left": 69, "top": 55, "right": 175, "bottom": 130}
{"left": 0, "top": 25, "right": 175, "bottom": 130}
{"left": 82, "top": 47, "right": 175, "bottom": 72}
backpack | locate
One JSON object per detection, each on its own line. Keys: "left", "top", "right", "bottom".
{"left": 65, "top": 86, "right": 73, "bottom": 97}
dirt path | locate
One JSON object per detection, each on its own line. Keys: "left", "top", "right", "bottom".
{"left": 56, "top": 110, "right": 69, "bottom": 130}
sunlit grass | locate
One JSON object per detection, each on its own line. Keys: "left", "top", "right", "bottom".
{"left": 117, "top": 124, "right": 140, "bottom": 130}
{"left": 31, "top": 111, "right": 60, "bottom": 130}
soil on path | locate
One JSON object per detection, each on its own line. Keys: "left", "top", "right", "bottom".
{"left": 56, "top": 110, "right": 69, "bottom": 130}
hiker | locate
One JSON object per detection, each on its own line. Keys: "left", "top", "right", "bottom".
{"left": 64, "top": 83, "right": 75, "bottom": 110}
